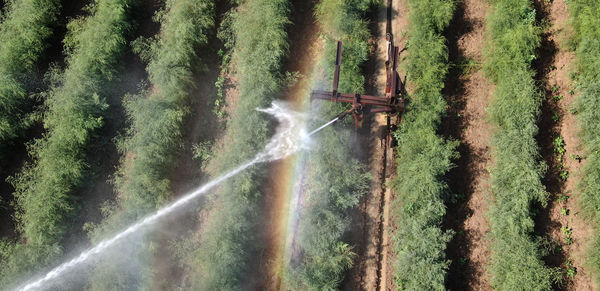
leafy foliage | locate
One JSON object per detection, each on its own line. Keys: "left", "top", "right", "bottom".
{"left": 568, "top": 0, "right": 600, "bottom": 285}
{"left": 182, "top": 0, "right": 290, "bottom": 289}
{"left": 284, "top": 0, "right": 372, "bottom": 289}
{"left": 0, "top": 0, "right": 134, "bottom": 287}
{"left": 212, "top": 7, "right": 238, "bottom": 120}
{"left": 84, "top": 0, "right": 215, "bottom": 288}
{"left": 390, "top": 0, "right": 456, "bottom": 289}
{"left": 0, "top": 0, "right": 60, "bottom": 143}
{"left": 101, "top": 0, "right": 214, "bottom": 224}
{"left": 287, "top": 136, "right": 370, "bottom": 290}
{"left": 483, "top": 0, "right": 555, "bottom": 289}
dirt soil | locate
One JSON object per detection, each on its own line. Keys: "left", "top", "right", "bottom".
{"left": 533, "top": 0, "right": 595, "bottom": 290}
{"left": 171, "top": 31, "right": 241, "bottom": 291}
{"left": 442, "top": 0, "right": 493, "bottom": 289}
{"left": 342, "top": 1, "right": 409, "bottom": 290}
{"left": 381, "top": 3, "right": 409, "bottom": 290}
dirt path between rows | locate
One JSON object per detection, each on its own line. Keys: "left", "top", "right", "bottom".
{"left": 533, "top": 0, "right": 595, "bottom": 290}
{"left": 342, "top": 2, "right": 391, "bottom": 286}
{"left": 442, "top": 0, "right": 493, "bottom": 289}
{"left": 381, "top": 2, "right": 409, "bottom": 290}
{"left": 342, "top": 1, "right": 409, "bottom": 290}
{"left": 376, "top": 1, "right": 410, "bottom": 290}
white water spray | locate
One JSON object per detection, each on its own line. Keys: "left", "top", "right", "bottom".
{"left": 307, "top": 116, "right": 339, "bottom": 136}
{"left": 16, "top": 102, "right": 337, "bottom": 291}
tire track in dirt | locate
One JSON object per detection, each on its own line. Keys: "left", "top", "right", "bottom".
{"left": 342, "top": 1, "right": 409, "bottom": 290}
{"left": 442, "top": 0, "right": 492, "bottom": 290}
{"left": 380, "top": 2, "right": 409, "bottom": 290}
{"left": 378, "top": 0, "right": 409, "bottom": 290}
{"left": 378, "top": 1, "right": 410, "bottom": 290}
{"left": 342, "top": 2, "right": 392, "bottom": 289}
{"left": 533, "top": 1, "right": 595, "bottom": 289}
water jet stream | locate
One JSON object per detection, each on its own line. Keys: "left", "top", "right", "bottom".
{"left": 16, "top": 102, "right": 336, "bottom": 291}
{"left": 307, "top": 116, "right": 339, "bottom": 136}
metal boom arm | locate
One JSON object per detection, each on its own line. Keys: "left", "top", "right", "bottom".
{"left": 310, "top": 41, "right": 404, "bottom": 116}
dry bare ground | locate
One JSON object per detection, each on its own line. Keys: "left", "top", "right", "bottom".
{"left": 534, "top": 0, "right": 595, "bottom": 289}
{"left": 343, "top": 0, "right": 409, "bottom": 290}
{"left": 443, "top": 0, "right": 493, "bottom": 289}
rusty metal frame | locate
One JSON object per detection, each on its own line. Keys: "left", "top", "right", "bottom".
{"left": 310, "top": 40, "right": 405, "bottom": 125}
